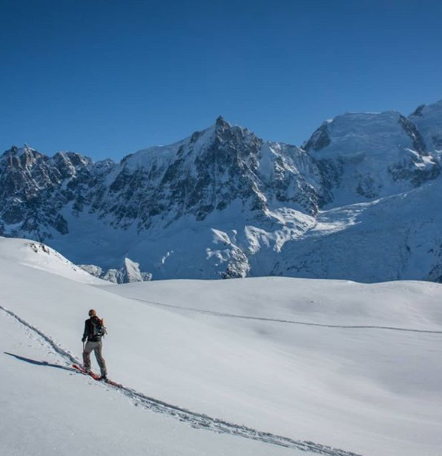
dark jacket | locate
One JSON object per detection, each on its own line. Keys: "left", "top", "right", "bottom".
{"left": 82, "top": 316, "right": 104, "bottom": 342}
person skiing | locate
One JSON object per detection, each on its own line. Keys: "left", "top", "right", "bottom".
{"left": 82, "top": 309, "right": 108, "bottom": 381}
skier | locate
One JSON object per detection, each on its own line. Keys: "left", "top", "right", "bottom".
{"left": 82, "top": 309, "right": 108, "bottom": 381}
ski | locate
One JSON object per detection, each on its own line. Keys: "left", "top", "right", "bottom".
{"left": 104, "top": 378, "right": 123, "bottom": 388}
{"left": 72, "top": 363, "right": 100, "bottom": 380}
{"left": 72, "top": 364, "right": 123, "bottom": 388}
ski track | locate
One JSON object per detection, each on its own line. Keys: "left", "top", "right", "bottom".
{"left": 0, "top": 304, "right": 361, "bottom": 456}
{"left": 125, "top": 297, "right": 442, "bottom": 335}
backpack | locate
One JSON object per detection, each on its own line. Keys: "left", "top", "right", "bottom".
{"left": 90, "top": 317, "right": 107, "bottom": 338}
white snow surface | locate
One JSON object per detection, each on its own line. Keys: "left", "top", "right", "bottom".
{"left": 0, "top": 237, "right": 105, "bottom": 285}
{"left": 274, "top": 178, "right": 442, "bottom": 282}
{"left": 311, "top": 111, "right": 428, "bottom": 206}
{"left": 1, "top": 237, "right": 441, "bottom": 456}
{"left": 0, "top": 315, "right": 290, "bottom": 456}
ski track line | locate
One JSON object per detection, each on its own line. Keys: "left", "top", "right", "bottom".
{"left": 0, "top": 305, "right": 79, "bottom": 364}
{"left": 127, "top": 297, "right": 442, "bottom": 335}
{"left": 0, "top": 305, "right": 361, "bottom": 456}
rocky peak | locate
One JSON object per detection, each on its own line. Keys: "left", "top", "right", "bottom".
{"left": 51, "top": 152, "right": 93, "bottom": 179}
{"left": 211, "top": 117, "right": 260, "bottom": 158}
{"left": 214, "top": 115, "right": 230, "bottom": 131}
{"left": 2, "top": 144, "right": 44, "bottom": 169}
{"left": 410, "top": 104, "right": 425, "bottom": 117}
{"left": 3, "top": 145, "right": 19, "bottom": 155}
{"left": 303, "top": 122, "right": 331, "bottom": 152}
{"left": 3, "top": 144, "right": 33, "bottom": 156}
{"left": 408, "top": 99, "right": 442, "bottom": 150}
{"left": 53, "top": 151, "right": 92, "bottom": 168}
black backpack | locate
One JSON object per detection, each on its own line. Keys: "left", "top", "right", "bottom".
{"left": 90, "top": 317, "right": 107, "bottom": 338}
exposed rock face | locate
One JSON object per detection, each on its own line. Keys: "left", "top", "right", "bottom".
{"left": 409, "top": 100, "right": 442, "bottom": 151}
{"left": 0, "top": 119, "right": 327, "bottom": 237}
{"left": 2, "top": 99, "right": 442, "bottom": 283}
{"left": 98, "top": 117, "right": 326, "bottom": 234}
{"left": 303, "top": 123, "right": 331, "bottom": 152}
{"left": 0, "top": 145, "right": 107, "bottom": 239}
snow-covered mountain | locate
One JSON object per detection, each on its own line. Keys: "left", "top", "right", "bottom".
{"left": 1, "top": 100, "right": 442, "bottom": 282}
{"left": 304, "top": 110, "right": 439, "bottom": 205}
{"left": 1, "top": 237, "right": 441, "bottom": 456}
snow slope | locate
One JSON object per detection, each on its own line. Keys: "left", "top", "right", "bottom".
{"left": 0, "top": 237, "right": 105, "bottom": 284}
{"left": 1, "top": 238, "right": 441, "bottom": 455}
{"left": 273, "top": 178, "right": 442, "bottom": 282}
{"left": 0, "top": 312, "right": 292, "bottom": 456}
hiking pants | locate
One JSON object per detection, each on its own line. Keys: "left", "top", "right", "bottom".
{"left": 83, "top": 340, "right": 107, "bottom": 376}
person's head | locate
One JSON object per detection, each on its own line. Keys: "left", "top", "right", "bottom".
{"left": 88, "top": 309, "right": 97, "bottom": 317}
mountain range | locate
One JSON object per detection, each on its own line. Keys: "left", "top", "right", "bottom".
{"left": 1, "top": 100, "right": 442, "bottom": 282}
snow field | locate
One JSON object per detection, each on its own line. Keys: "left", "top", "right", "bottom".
{"left": 0, "top": 308, "right": 295, "bottom": 456}
{"left": 1, "top": 238, "right": 441, "bottom": 455}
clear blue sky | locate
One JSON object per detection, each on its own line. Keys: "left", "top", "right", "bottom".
{"left": 1, "top": 0, "right": 442, "bottom": 161}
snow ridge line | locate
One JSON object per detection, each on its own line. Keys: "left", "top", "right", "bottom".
{"left": 128, "top": 297, "right": 442, "bottom": 335}
{"left": 0, "top": 305, "right": 361, "bottom": 456}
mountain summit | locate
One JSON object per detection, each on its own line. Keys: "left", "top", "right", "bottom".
{"left": 1, "top": 103, "right": 442, "bottom": 282}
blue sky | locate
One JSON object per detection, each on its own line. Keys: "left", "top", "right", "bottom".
{"left": 1, "top": 0, "right": 442, "bottom": 161}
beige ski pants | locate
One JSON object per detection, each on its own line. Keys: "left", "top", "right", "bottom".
{"left": 83, "top": 340, "right": 107, "bottom": 376}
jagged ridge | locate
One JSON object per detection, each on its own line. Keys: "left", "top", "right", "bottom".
{"left": 1, "top": 100, "right": 442, "bottom": 282}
